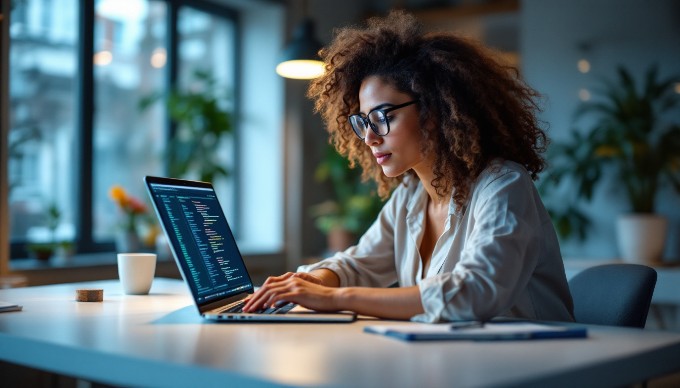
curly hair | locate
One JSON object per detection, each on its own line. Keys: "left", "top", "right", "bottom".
{"left": 308, "top": 10, "right": 548, "bottom": 208}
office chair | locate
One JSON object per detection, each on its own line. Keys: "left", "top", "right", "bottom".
{"left": 568, "top": 263, "right": 657, "bottom": 328}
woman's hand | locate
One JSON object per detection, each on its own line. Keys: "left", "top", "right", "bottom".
{"left": 242, "top": 272, "right": 340, "bottom": 313}
{"left": 242, "top": 271, "right": 424, "bottom": 320}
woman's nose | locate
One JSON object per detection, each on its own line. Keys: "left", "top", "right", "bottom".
{"left": 364, "top": 126, "right": 382, "bottom": 146}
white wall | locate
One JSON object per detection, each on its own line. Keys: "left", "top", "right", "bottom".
{"left": 521, "top": 0, "right": 680, "bottom": 260}
{"left": 214, "top": 0, "right": 286, "bottom": 254}
{"left": 237, "top": 4, "right": 285, "bottom": 253}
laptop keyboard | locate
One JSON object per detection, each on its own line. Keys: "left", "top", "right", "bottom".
{"left": 219, "top": 300, "right": 296, "bottom": 315}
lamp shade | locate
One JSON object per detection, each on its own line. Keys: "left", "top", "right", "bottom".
{"left": 276, "top": 19, "right": 324, "bottom": 79}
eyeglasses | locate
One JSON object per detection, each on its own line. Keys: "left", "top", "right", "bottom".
{"left": 348, "top": 100, "right": 418, "bottom": 140}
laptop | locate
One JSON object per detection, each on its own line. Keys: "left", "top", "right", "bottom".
{"left": 144, "top": 176, "right": 355, "bottom": 322}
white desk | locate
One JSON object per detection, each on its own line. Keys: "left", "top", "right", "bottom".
{"left": 2, "top": 279, "right": 680, "bottom": 387}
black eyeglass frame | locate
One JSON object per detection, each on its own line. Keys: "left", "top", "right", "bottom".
{"left": 348, "top": 100, "right": 418, "bottom": 140}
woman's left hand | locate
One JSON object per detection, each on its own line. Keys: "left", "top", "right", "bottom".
{"left": 242, "top": 272, "right": 341, "bottom": 313}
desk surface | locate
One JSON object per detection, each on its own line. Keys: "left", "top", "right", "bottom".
{"left": 1, "top": 278, "right": 680, "bottom": 388}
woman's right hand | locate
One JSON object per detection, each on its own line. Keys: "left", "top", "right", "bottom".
{"left": 242, "top": 272, "right": 341, "bottom": 313}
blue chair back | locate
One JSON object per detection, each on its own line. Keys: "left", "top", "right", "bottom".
{"left": 568, "top": 264, "right": 657, "bottom": 328}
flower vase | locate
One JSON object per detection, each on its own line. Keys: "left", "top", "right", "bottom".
{"left": 617, "top": 214, "right": 668, "bottom": 265}
{"left": 116, "top": 231, "right": 142, "bottom": 253}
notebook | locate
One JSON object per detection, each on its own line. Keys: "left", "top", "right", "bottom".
{"left": 144, "top": 176, "right": 355, "bottom": 322}
{"left": 364, "top": 321, "right": 588, "bottom": 342}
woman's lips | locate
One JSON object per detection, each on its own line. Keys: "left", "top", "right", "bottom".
{"left": 374, "top": 153, "right": 391, "bottom": 165}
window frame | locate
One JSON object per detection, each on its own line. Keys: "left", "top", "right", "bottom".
{"left": 8, "top": 0, "right": 241, "bottom": 259}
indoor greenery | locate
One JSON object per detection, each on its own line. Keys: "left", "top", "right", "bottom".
{"left": 311, "top": 145, "right": 385, "bottom": 238}
{"left": 26, "top": 203, "right": 62, "bottom": 260}
{"left": 541, "top": 65, "right": 680, "bottom": 240}
{"left": 140, "top": 70, "right": 234, "bottom": 183}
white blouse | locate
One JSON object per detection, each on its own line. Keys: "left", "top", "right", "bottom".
{"left": 298, "top": 160, "right": 575, "bottom": 323}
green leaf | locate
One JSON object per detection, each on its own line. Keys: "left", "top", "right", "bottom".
{"left": 140, "top": 70, "right": 233, "bottom": 182}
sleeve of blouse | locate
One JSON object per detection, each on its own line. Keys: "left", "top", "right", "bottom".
{"left": 297, "top": 186, "right": 404, "bottom": 288}
{"left": 411, "top": 168, "right": 542, "bottom": 323}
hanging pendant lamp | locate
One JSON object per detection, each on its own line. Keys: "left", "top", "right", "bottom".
{"left": 276, "top": 3, "right": 324, "bottom": 79}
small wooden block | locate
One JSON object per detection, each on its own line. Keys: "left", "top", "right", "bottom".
{"left": 76, "top": 289, "right": 103, "bottom": 302}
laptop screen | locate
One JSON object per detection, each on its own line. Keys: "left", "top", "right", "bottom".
{"left": 145, "top": 177, "right": 254, "bottom": 305}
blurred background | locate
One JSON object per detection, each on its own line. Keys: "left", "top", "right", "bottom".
{"left": 1, "top": 0, "right": 679, "bottom": 285}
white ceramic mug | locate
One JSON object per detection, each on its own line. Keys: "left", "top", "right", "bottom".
{"left": 117, "top": 253, "right": 157, "bottom": 295}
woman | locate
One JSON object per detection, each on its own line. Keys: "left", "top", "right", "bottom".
{"left": 244, "top": 10, "right": 574, "bottom": 323}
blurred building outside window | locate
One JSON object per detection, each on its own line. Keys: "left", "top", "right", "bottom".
{"left": 8, "top": 0, "right": 244, "bottom": 260}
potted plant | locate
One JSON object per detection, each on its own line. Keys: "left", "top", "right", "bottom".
{"left": 26, "top": 203, "right": 61, "bottom": 261}
{"left": 55, "top": 240, "right": 76, "bottom": 260}
{"left": 139, "top": 70, "right": 234, "bottom": 183}
{"left": 310, "top": 145, "right": 386, "bottom": 253}
{"left": 26, "top": 242, "right": 55, "bottom": 261}
{"left": 138, "top": 70, "right": 233, "bottom": 257}
{"left": 542, "top": 65, "right": 680, "bottom": 264}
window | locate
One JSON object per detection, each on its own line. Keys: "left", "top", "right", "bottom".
{"left": 92, "top": 0, "right": 168, "bottom": 242}
{"left": 8, "top": 0, "right": 79, "bottom": 250}
{"left": 6, "top": 0, "right": 273, "bottom": 260}
{"left": 176, "top": 6, "right": 238, "bottom": 225}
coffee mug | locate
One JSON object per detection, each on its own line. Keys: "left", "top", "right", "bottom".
{"left": 117, "top": 253, "right": 157, "bottom": 295}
